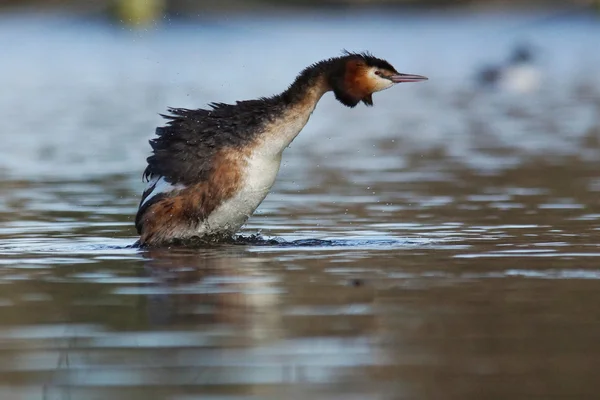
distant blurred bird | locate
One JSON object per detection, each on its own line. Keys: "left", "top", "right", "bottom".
{"left": 477, "top": 45, "right": 541, "bottom": 93}
{"left": 135, "top": 52, "right": 427, "bottom": 247}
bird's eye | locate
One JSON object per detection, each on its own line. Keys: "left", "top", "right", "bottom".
{"left": 374, "top": 71, "right": 382, "bottom": 76}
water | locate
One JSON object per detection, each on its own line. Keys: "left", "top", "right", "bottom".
{"left": 1, "top": 9, "right": 600, "bottom": 399}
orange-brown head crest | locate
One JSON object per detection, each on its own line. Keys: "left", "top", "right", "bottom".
{"left": 328, "top": 51, "right": 426, "bottom": 108}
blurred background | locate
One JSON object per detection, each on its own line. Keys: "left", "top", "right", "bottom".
{"left": 1, "top": 1, "right": 600, "bottom": 399}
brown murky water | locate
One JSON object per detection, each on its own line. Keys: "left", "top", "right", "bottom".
{"left": 1, "top": 10, "right": 600, "bottom": 400}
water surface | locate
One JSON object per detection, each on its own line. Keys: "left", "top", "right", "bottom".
{"left": 1, "top": 10, "right": 600, "bottom": 399}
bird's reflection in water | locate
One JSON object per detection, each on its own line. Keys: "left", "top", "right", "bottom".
{"left": 140, "top": 247, "right": 283, "bottom": 344}
{"left": 130, "top": 247, "right": 386, "bottom": 397}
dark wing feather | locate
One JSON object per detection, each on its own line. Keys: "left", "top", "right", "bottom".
{"left": 138, "top": 177, "right": 159, "bottom": 206}
{"left": 143, "top": 99, "right": 284, "bottom": 186}
{"left": 135, "top": 190, "right": 170, "bottom": 234}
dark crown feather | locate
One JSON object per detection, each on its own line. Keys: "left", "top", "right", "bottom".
{"left": 340, "top": 49, "right": 398, "bottom": 73}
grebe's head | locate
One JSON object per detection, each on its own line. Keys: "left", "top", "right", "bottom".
{"left": 329, "top": 51, "right": 427, "bottom": 107}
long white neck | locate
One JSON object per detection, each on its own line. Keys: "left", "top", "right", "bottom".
{"left": 254, "top": 75, "right": 331, "bottom": 157}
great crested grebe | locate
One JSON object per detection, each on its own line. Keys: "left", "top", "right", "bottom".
{"left": 135, "top": 51, "right": 427, "bottom": 247}
{"left": 477, "top": 45, "right": 541, "bottom": 93}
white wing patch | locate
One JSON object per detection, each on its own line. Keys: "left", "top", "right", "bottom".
{"left": 140, "top": 176, "right": 186, "bottom": 208}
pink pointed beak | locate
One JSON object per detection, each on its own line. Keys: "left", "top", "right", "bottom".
{"left": 390, "top": 73, "right": 428, "bottom": 83}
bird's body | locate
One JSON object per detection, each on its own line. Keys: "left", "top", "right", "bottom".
{"left": 477, "top": 45, "right": 541, "bottom": 93}
{"left": 135, "top": 52, "right": 427, "bottom": 247}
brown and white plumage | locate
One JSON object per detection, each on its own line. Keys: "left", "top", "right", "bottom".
{"left": 135, "top": 51, "right": 427, "bottom": 247}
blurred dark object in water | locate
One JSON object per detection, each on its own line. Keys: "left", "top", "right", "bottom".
{"left": 476, "top": 44, "right": 542, "bottom": 94}
{"left": 111, "top": 0, "right": 165, "bottom": 26}
{"left": 2, "top": 0, "right": 600, "bottom": 15}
